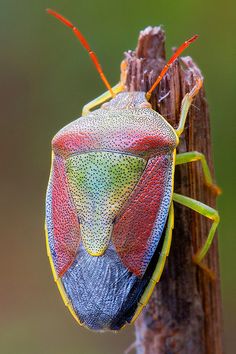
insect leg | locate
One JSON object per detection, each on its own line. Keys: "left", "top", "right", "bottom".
{"left": 175, "top": 77, "right": 203, "bottom": 137}
{"left": 172, "top": 193, "right": 220, "bottom": 275}
{"left": 175, "top": 151, "right": 221, "bottom": 195}
{"left": 131, "top": 203, "right": 174, "bottom": 323}
{"left": 82, "top": 82, "right": 124, "bottom": 116}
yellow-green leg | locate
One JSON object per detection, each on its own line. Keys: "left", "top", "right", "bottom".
{"left": 131, "top": 203, "right": 174, "bottom": 323}
{"left": 175, "top": 78, "right": 203, "bottom": 137}
{"left": 172, "top": 192, "right": 220, "bottom": 266}
{"left": 82, "top": 82, "right": 123, "bottom": 116}
{"left": 175, "top": 151, "right": 221, "bottom": 195}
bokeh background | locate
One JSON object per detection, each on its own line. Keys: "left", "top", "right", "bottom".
{"left": 0, "top": 0, "right": 235, "bottom": 353}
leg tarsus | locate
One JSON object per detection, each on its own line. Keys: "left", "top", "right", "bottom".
{"left": 206, "top": 182, "right": 222, "bottom": 196}
{"left": 192, "top": 255, "right": 217, "bottom": 281}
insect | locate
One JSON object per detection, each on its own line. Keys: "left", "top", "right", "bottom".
{"left": 45, "top": 9, "right": 220, "bottom": 331}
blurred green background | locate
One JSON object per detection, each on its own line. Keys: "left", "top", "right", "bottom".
{"left": 0, "top": 0, "right": 235, "bottom": 353}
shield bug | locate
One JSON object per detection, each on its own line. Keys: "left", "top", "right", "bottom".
{"left": 45, "top": 9, "right": 220, "bottom": 331}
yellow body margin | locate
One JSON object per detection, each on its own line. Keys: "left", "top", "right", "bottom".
{"left": 45, "top": 152, "right": 82, "bottom": 326}
{"left": 131, "top": 150, "right": 176, "bottom": 324}
{"left": 45, "top": 225, "right": 82, "bottom": 325}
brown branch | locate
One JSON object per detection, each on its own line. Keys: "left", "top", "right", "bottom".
{"left": 124, "top": 27, "right": 223, "bottom": 354}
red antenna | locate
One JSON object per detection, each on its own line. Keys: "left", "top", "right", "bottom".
{"left": 146, "top": 34, "right": 199, "bottom": 100}
{"left": 47, "top": 9, "right": 114, "bottom": 97}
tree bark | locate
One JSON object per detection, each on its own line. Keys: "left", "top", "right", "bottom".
{"left": 124, "top": 27, "right": 223, "bottom": 354}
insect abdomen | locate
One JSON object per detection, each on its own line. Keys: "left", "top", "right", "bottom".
{"left": 61, "top": 244, "right": 148, "bottom": 330}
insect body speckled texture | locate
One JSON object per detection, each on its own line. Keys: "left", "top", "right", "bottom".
{"left": 45, "top": 10, "right": 220, "bottom": 331}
